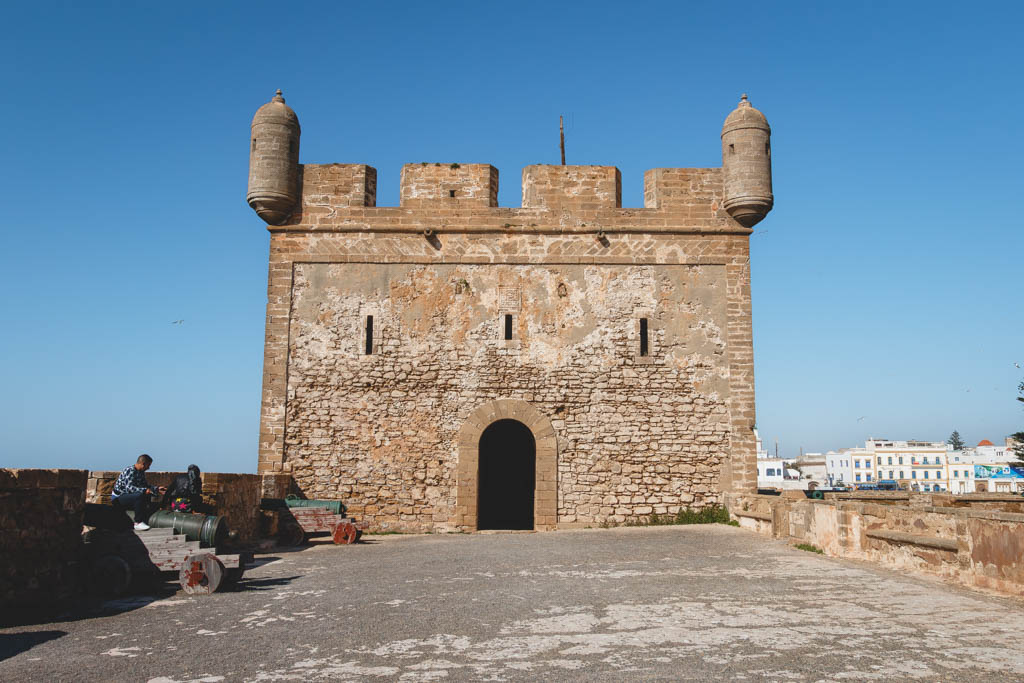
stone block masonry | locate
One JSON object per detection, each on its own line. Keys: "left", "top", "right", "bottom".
{"left": 1, "top": 469, "right": 87, "bottom": 609}
{"left": 248, "top": 93, "right": 774, "bottom": 533}
{"left": 401, "top": 163, "right": 497, "bottom": 207}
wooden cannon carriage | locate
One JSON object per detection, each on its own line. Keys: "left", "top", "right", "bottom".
{"left": 261, "top": 497, "right": 364, "bottom": 546}
{"left": 83, "top": 505, "right": 251, "bottom": 596}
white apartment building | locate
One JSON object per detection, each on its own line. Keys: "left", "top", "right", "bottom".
{"left": 967, "top": 438, "right": 1024, "bottom": 493}
{"left": 792, "top": 452, "right": 828, "bottom": 488}
{"left": 757, "top": 458, "right": 791, "bottom": 485}
{"left": 945, "top": 449, "right": 976, "bottom": 493}
{"left": 972, "top": 439, "right": 1015, "bottom": 462}
{"left": 825, "top": 450, "right": 853, "bottom": 486}
{"left": 826, "top": 439, "right": 950, "bottom": 491}
{"left": 824, "top": 437, "right": 1022, "bottom": 493}
{"left": 871, "top": 439, "right": 951, "bottom": 492}
{"left": 754, "top": 429, "right": 799, "bottom": 488}
{"left": 845, "top": 445, "right": 876, "bottom": 486}
{"left": 755, "top": 429, "right": 769, "bottom": 460}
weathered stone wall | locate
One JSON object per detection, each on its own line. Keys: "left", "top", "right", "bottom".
{"left": 401, "top": 163, "right": 498, "bottom": 207}
{"left": 522, "top": 165, "right": 621, "bottom": 210}
{"left": 727, "top": 492, "right": 1024, "bottom": 598}
{"left": 87, "top": 471, "right": 269, "bottom": 544}
{"left": 261, "top": 472, "right": 294, "bottom": 498}
{"left": 259, "top": 163, "right": 759, "bottom": 532}
{"left": 287, "top": 260, "right": 731, "bottom": 530}
{"left": 298, "top": 163, "right": 377, "bottom": 211}
{"left": 1, "top": 469, "right": 87, "bottom": 608}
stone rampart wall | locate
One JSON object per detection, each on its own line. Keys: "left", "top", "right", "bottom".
{"left": 727, "top": 492, "right": 1024, "bottom": 598}
{"left": 1, "top": 469, "right": 87, "bottom": 608}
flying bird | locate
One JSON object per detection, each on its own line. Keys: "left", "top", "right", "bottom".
{"left": 857, "top": 416, "right": 866, "bottom": 422}
{"left": 171, "top": 320, "right": 184, "bottom": 325}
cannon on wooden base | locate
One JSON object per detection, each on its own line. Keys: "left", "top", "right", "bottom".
{"left": 83, "top": 505, "right": 250, "bottom": 596}
{"left": 260, "top": 499, "right": 364, "bottom": 546}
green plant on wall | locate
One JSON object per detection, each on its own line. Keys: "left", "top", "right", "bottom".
{"left": 622, "top": 504, "right": 736, "bottom": 527}
{"left": 795, "top": 543, "right": 824, "bottom": 554}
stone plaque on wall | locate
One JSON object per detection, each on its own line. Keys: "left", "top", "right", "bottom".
{"left": 498, "top": 286, "right": 521, "bottom": 312}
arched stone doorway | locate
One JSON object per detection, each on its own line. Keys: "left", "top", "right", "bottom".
{"left": 455, "top": 399, "right": 558, "bottom": 531}
{"left": 478, "top": 420, "right": 535, "bottom": 530}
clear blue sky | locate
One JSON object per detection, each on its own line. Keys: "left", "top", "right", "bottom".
{"left": 2, "top": 1, "right": 1021, "bottom": 472}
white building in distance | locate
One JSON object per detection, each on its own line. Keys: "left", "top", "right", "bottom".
{"left": 964, "top": 438, "right": 1024, "bottom": 493}
{"left": 825, "top": 450, "right": 854, "bottom": 487}
{"left": 755, "top": 429, "right": 800, "bottom": 489}
{"left": 823, "top": 437, "right": 1023, "bottom": 493}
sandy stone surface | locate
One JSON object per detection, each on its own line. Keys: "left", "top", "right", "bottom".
{"left": 3, "top": 526, "right": 1024, "bottom": 681}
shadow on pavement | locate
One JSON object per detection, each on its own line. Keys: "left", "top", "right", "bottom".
{"left": 0, "top": 630, "right": 67, "bottom": 662}
{"left": 224, "top": 575, "right": 303, "bottom": 592}
{"left": 0, "top": 559, "right": 299, "bottom": 627}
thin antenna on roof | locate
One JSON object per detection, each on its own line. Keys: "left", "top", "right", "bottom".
{"left": 559, "top": 115, "right": 566, "bottom": 165}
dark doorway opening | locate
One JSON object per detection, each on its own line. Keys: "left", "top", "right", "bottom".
{"left": 478, "top": 419, "right": 535, "bottom": 530}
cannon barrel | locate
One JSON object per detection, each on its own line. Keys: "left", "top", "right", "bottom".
{"left": 148, "top": 510, "right": 228, "bottom": 548}
{"left": 261, "top": 495, "right": 345, "bottom": 515}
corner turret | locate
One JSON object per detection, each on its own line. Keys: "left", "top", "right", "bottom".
{"left": 721, "top": 94, "right": 773, "bottom": 227}
{"left": 247, "top": 90, "right": 301, "bottom": 225}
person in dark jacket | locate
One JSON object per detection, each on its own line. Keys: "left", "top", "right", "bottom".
{"left": 161, "top": 464, "right": 203, "bottom": 512}
{"left": 111, "top": 454, "right": 165, "bottom": 530}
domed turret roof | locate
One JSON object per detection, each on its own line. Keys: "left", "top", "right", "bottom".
{"left": 977, "top": 439, "right": 994, "bottom": 446}
{"left": 252, "top": 89, "right": 300, "bottom": 130}
{"left": 722, "top": 94, "right": 769, "bottom": 135}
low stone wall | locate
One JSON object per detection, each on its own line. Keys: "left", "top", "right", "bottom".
{"left": 822, "top": 491, "right": 1024, "bottom": 513}
{"left": 87, "top": 471, "right": 291, "bottom": 544}
{"left": 261, "top": 473, "right": 294, "bottom": 499}
{"left": 935, "top": 493, "right": 1024, "bottom": 514}
{"left": 1, "top": 469, "right": 87, "bottom": 608}
{"left": 727, "top": 491, "right": 1024, "bottom": 597}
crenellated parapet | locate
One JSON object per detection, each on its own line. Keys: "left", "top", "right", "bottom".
{"left": 246, "top": 92, "right": 773, "bottom": 231}
{"left": 279, "top": 163, "right": 738, "bottom": 232}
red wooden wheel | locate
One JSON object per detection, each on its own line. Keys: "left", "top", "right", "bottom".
{"left": 332, "top": 521, "right": 359, "bottom": 545}
{"left": 178, "top": 553, "right": 224, "bottom": 595}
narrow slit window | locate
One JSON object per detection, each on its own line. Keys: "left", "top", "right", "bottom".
{"left": 449, "top": 189, "right": 456, "bottom": 198}
{"left": 504, "top": 314, "right": 513, "bottom": 340}
{"left": 639, "top": 318, "right": 649, "bottom": 356}
{"left": 364, "top": 315, "right": 374, "bottom": 355}
{"left": 729, "top": 143, "right": 735, "bottom": 154}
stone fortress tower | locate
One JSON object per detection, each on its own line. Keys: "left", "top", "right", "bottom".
{"left": 248, "top": 92, "right": 773, "bottom": 532}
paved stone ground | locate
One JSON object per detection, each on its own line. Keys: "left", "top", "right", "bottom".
{"left": 3, "top": 525, "right": 1024, "bottom": 681}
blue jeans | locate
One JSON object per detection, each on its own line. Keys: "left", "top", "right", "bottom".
{"left": 112, "top": 490, "right": 152, "bottom": 524}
